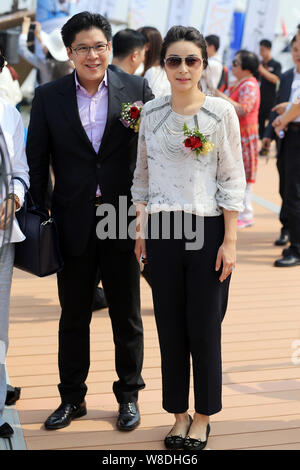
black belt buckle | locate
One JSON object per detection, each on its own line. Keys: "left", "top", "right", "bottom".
{"left": 95, "top": 196, "right": 103, "bottom": 207}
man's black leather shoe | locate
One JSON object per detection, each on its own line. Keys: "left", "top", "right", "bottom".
{"left": 44, "top": 401, "right": 87, "bottom": 430}
{"left": 274, "top": 252, "right": 300, "bottom": 267}
{"left": 117, "top": 402, "right": 140, "bottom": 431}
{"left": 0, "top": 422, "right": 14, "bottom": 438}
{"left": 5, "top": 385, "right": 21, "bottom": 406}
{"left": 274, "top": 230, "right": 289, "bottom": 246}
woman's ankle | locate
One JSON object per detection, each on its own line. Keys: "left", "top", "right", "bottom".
{"left": 174, "top": 412, "right": 190, "bottom": 423}
{"left": 193, "top": 413, "right": 210, "bottom": 424}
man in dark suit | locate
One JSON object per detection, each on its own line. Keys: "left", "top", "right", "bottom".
{"left": 26, "top": 12, "right": 153, "bottom": 431}
{"left": 263, "top": 35, "right": 300, "bottom": 266}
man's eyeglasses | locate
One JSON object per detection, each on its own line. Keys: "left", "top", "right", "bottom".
{"left": 164, "top": 56, "right": 202, "bottom": 69}
{"left": 70, "top": 43, "right": 109, "bottom": 56}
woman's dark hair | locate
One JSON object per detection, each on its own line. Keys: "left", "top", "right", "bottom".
{"left": 61, "top": 11, "right": 112, "bottom": 48}
{"left": 235, "top": 49, "right": 259, "bottom": 78}
{"left": 138, "top": 26, "right": 162, "bottom": 76}
{"left": 160, "top": 26, "right": 208, "bottom": 69}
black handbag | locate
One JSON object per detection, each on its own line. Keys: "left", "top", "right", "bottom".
{"left": 13, "top": 177, "right": 63, "bottom": 277}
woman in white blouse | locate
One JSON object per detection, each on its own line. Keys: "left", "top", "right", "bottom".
{"left": 0, "top": 55, "right": 29, "bottom": 438}
{"left": 138, "top": 26, "right": 171, "bottom": 98}
{"left": 132, "top": 26, "right": 246, "bottom": 451}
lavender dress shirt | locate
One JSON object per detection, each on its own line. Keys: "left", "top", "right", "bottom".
{"left": 75, "top": 71, "right": 108, "bottom": 195}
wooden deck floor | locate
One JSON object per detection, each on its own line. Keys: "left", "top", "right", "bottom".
{"left": 5, "top": 154, "right": 300, "bottom": 450}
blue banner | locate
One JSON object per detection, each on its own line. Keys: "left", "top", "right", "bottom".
{"left": 227, "top": 11, "right": 245, "bottom": 67}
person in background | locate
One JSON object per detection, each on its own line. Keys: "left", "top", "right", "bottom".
{"left": 18, "top": 17, "right": 72, "bottom": 86}
{"left": 273, "top": 99, "right": 300, "bottom": 135}
{"left": 262, "top": 35, "right": 299, "bottom": 253}
{"left": 263, "top": 35, "right": 300, "bottom": 267}
{"left": 215, "top": 50, "right": 260, "bottom": 229}
{"left": 201, "top": 35, "right": 223, "bottom": 94}
{"left": 0, "top": 41, "right": 22, "bottom": 107}
{"left": 138, "top": 26, "right": 171, "bottom": 98}
{"left": 109, "top": 28, "right": 146, "bottom": 75}
{"left": 0, "top": 53, "right": 30, "bottom": 439}
{"left": 258, "top": 39, "right": 281, "bottom": 147}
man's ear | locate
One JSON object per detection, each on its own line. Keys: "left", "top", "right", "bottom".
{"left": 66, "top": 47, "right": 73, "bottom": 61}
{"left": 131, "top": 50, "right": 138, "bottom": 63}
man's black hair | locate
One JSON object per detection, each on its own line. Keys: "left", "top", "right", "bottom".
{"left": 259, "top": 39, "right": 272, "bottom": 49}
{"left": 113, "top": 29, "right": 146, "bottom": 59}
{"left": 205, "top": 35, "right": 220, "bottom": 52}
{"left": 61, "top": 11, "right": 112, "bottom": 47}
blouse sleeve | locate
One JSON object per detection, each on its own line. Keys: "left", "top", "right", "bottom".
{"left": 131, "top": 109, "right": 149, "bottom": 205}
{"left": 236, "top": 81, "right": 258, "bottom": 117}
{"left": 216, "top": 104, "right": 246, "bottom": 212}
{"left": 9, "top": 110, "right": 30, "bottom": 210}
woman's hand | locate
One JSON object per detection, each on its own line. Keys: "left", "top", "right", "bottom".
{"left": 134, "top": 238, "right": 147, "bottom": 270}
{"left": 0, "top": 198, "right": 16, "bottom": 230}
{"left": 134, "top": 203, "right": 148, "bottom": 268}
{"left": 215, "top": 239, "right": 236, "bottom": 283}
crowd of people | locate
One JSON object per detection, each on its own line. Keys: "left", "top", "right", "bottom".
{"left": 0, "top": 11, "right": 300, "bottom": 451}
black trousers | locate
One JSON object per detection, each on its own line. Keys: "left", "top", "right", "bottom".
{"left": 281, "top": 127, "right": 300, "bottom": 253}
{"left": 259, "top": 106, "right": 271, "bottom": 140}
{"left": 56, "top": 220, "right": 145, "bottom": 405}
{"left": 146, "top": 213, "right": 231, "bottom": 416}
{"left": 276, "top": 152, "right": 289, "bottom": 232}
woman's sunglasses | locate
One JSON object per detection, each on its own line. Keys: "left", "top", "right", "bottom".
{"left": 164, "top": 56, "right": 202, "bottom": 69}
{"left": 232, "top": 59, "right": 241, "bottom": 67}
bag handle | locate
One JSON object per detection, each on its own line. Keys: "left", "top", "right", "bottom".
{"left": 12, "top": 176, "right": 29, "bottom": 192}
{"left": 12, "top": 176, "right": 35, "bottom": 208}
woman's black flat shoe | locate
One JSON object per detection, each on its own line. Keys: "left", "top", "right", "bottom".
{"left": 164, "top": 415, "right": 193, "bottom": 450}
{"left": 183, "top": 423, "right": 210, "bottom": 451}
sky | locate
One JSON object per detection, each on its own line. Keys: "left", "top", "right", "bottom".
{"left": 110, "top": 0, "right": 300, "bottom": 37}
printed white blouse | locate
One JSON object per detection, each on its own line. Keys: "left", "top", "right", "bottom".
{"left": 132, "top": 95, "right": 246, "bottom": 216}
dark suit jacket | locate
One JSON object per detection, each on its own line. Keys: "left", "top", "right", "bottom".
{"left": 26, "top": 68, "right": 153, "bottom": 256}
{"left": 264, "top": 68, "right": 295, "bottom": 143}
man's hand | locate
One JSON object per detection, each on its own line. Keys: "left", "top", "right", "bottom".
{"left": 258, "top": 63, "right": 266, "bottom": 75}
{"left": 21, "top": 16, "right": 31, "bottom": 36}
{"left": 261, "top": 137, "right": 272, "bottom": 151}
{"left": 272, "top": 102, "right": 289, "bottom": 115}
{"left": 33, "top": 21, "right": 42, "bottom": 43}
{"left": 0, "top": 198, "right": 16, "bottom": 230}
